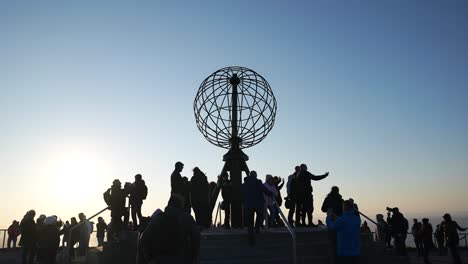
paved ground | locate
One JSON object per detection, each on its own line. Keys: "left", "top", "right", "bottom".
{"left": 1, "top": 247, "right": 467, "bottom": 264}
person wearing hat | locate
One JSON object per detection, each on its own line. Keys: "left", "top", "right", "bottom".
{"left": 104, "top": 179, "right": 129, "bottom": 240}
{"left": 442, "top": 213, "right": 467, "bottom": 264}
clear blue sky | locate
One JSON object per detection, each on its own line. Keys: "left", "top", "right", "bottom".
{"left": 1, "top": 0, "right": 468, "bottom": 227}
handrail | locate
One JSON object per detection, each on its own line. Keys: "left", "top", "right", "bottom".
{"left": 274, "top": 201, "right": 296, "bottom": 264}
{"left": 63, "top": 206, "right": 109, "bottom": 263}
{"left": 354, "top": 209, "right": 378, "bottom": 226}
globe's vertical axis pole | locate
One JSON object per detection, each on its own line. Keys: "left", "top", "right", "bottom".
{"left": 228, "top": 74, "right": 244, "bottom": 228}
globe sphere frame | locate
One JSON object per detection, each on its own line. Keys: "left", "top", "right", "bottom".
{"left": 194, "top": 66, "right": 277, "bottom": 150}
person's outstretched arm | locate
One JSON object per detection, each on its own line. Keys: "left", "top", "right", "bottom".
{"left": 455, "top": 222, "right": 467, "bottom": 232}
{"left": 309, "top": 172, "right": 329, "bottom": 181}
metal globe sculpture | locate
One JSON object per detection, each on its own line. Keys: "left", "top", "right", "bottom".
{"left": 194, "top": 66, "right": 277, "bottom": 228}
{"left": 194, "top": 66, "right": 277, "bottom": 149}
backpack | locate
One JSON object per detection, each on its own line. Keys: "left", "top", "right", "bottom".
{"left": 141, "top": 184, "right": 148, "bottom": 200}
{"left": 103, "top": 189, "right": 112, "bottom": 206}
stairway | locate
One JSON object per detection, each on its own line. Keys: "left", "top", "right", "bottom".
{"left": 199, "top": 227, "right": 409, "bottom": 264}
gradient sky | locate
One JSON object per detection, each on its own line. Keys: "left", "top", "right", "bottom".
{"left": 1, "top": 0, "right": 468, "bottom": 228}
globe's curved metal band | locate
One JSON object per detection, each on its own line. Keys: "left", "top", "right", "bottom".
{"left": 194, "top": 66, "right": 277, "bottom": 149}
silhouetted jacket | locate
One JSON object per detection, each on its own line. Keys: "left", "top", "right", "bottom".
{"left": 444, "top": 220, "right": 467, "bottom": 246}
{"left": 19, "top": 217, "right": 36, "bottom": 247}
{"left": 105, "top": 186, "right": 128, "bottom": 217}
{"left": 171, "top": 171, "right": 186, "bottom": 195}
{"left": 326, "top": 211, "right": 361, "bottom": 257}
{"left": 242, "top": 176, "right": 270, "bottom": 209}
{"left": 221, "top": 183, "right": 233, "bottom": 202}
{"left": 419, "top": 223, "right": 433, "bottom": 247}
{"left": 130, "top": 179, "right": 147, "bottom": 205}
{"left": 140, "top": 206, "right": 200, "bottom": 264}
{"left": 190, "top": 173, "right": 209, "bottom": 207}
{"left": 387, "top": 212, "right": 408, "bottom": 237}
{"left": 295, "top": 171, "right": 327, "bottom": 201}
{"left": 321, "top": 192, "right": 344, "bottom": 216}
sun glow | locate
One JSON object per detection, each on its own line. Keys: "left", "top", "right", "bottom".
{"left": 42, "top": 146, "right": 111, "bottom": 208}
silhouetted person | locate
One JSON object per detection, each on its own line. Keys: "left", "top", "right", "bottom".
{"left": 375, "top": 214, "right": 391, "bottom": 248}
{"left": 38, "top": 216, "right": 61, "bottom": 264}
{"left": 221, "top": 177, "right": 233, "bottom": 229}
{"left": 387, "top": 207, "right": 408, "bottom": 256}
{"left": 297, "top": 164, "right": 329, "bottom": 226}
{"left": 264, "top": 174, "right": 279, "bottom": 227}
{"left": 171, "top": 161, "right": 185, "bottom": 195}
{"left": 419, "top": 218, "right": 433, "bottom": 264}
{"left": 68, "top": 217, "right": 80, "bottom": 259}
{"left": 130, "top": 174, "right": 148, "bottom": 230}
{"left": 273, "top": 176, "right": 285, "bottom": 227}
{"left": 190, "top": 167, "right": 210, "bottom": 228}
{"left": 78, "top": 213, "right": 92, "bottom": 257}
{"left": 443, "top": 213, "right": 467, "bottom": 264}
{"left": 19, "top": 210, "right": 36, "bottom": 264}
{"left": 104, "top": 179, "right": 128, "bottom": 240}
{"left": 60, "top": 220, "right": 71, "bottom": 247}
{"left": 360, "top": 221, "right": 371, "bottom": 233}
{"left": 7, "top": 220, "right": 19, "bottom": 248}
{"left": 140, "top": 194, "right": 200, "bottom": 264}
{"left": 321, "top": 186, "right": 344, "bottom": 217}
{"left": 35, "top": 214, "right": 47, "bottom": 263}
{"left": 287, "top": 166, "right": 301, "bottom": 226}
{"left": 241, "top": 170, "right": 271, "bottom": 245}
{"left": 182, "top": 176, "right": 192, "bottom": 214}
{"left": 412, "top": 218, "right": 423, "bottom": 257}
{"left": 326, "top": 200, "right": 361, "bottom": 264}
{"left": 434, "top": 223, "right": 446, "bottom": 256}
{"left": 96, "top": 217, "right": 107, "bottom": 247}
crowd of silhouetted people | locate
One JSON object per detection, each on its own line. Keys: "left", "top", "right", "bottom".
{"left": 5, "top": 161, "right": 467, "bottom": 264}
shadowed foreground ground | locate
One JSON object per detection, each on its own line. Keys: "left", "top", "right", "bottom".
{"left": 0, "top": 248, "right": 467, "bottom": 264}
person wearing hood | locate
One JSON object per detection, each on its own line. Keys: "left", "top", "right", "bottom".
{"left": 140, "top": 194, "right": 200, "bottom": 264}
{"left": 190, "top": 167, "right": 210, "bottom": 228}
{"left": 321, "top": 186, "right": 344, "bottom": 217}
{"left": 20, "top": 210, "right": 37, "bottom": 264}
{"left": 241, "top": 170, "right": 271, "bottom": 245}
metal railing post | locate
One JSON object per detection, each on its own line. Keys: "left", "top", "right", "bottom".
{"left": 274, "top": 202, "right": 296, "bottom": 264}
{"left": 2, "top": 230, "right": 6, "bottom": 249}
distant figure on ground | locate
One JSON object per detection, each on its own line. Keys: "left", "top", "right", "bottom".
{"left": 296, "top": 163, "right": 329, "bottom": 227}
{"left": 375, "top": 214, "right": 391, "bottom": 248}
{"left": 360, "top": 221, "right": 371, "bottom": 233}
{"left": 104, "top": 179, "right": 128, "bottom": 240}
{"left": 38, "top": 216, "right": 61, "bottom": 264}
{"left": 242, "top": 170, "right": 271, "bottom": 245}
{"left": 264, "top": 174, "right": 279, "bottom": 227}
{"left": 387, "top": 207, "right": 409, "bottom": 256}
{"left": 7, "top": 220, "right": 19, "bottom": 248}
{"left": 286, "top": 166, "right": 300, "bottom": 226}
{"left": 434, "top": 223, "right": 446, "bottom": 256}
{"left": 221, "top": 176, "right": 233, "bottom": 229}
{"left": 130, "top": 174, "right": 148, "bottom": 230}
{"left": 326, "top": 200, "right": 361, "bottom": 264}
{"left": 412, "top": 218, "right": 423, "bottom": 257}
{"left": 96, "top": 217, "right": 107, "bottom": 247}
{"left": 190, "top": 167, "right": 210, "bottom": 228}
{"left": 419, "top": 218, "right": 433, "bottom": 264}
{"left": 442, "top": 213, "right": 467, "bottom": 264}
{"left": 19, "top": 210, "right": 36, "bottom": 264}
{"left": 317, "top": 220, "right": 325, "bottom": 226}
{"left": 321, "top": 186, "right": 344, "bottom": 217}
{"left": 140, "top": 194, "right": 200, "bottom": 264}
{"left": 78, "top": 213, "right": 92, "bottom": 257}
